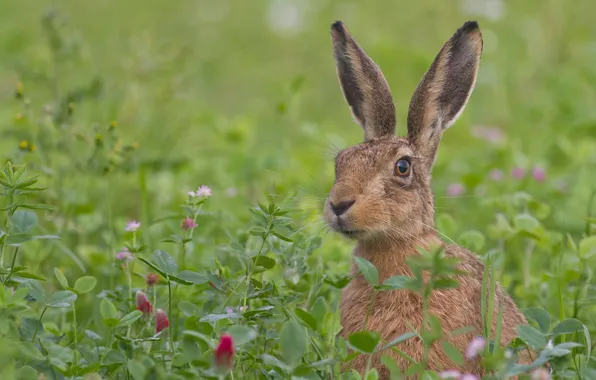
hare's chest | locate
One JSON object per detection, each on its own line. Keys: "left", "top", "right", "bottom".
{"left": 339, "top": 280, "right": 424, "bottom": 340}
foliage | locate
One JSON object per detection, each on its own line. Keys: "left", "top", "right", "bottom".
{"left": 1, "top": 2, "right": 596, "bottom": 379}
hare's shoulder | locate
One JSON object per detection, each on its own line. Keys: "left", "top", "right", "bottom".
{"left": 443, "top": 244, "right": 485, "bottom": 275}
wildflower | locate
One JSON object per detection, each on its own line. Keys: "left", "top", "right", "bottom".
{"left": 471, "top": 125, "right": 504, "bottom": 144}
{"left": 440, "top": 371, "right": 461, "bottom": 379}
{"left": 214, "top": 334, "right": 234, "bottom": 371}
{"left": 109, "top": 121, "right": 118, "bottom": 130}
{"left": 461, "top": 375, "right": 479, "bottom": 380}
{"left": 531, "top": 368, "right": 551, "bottom": 380}
{"left": 225, "top": 187, "right": 238, "bottom": 197}
{"left": 136, "top": 291, "right": 152, "bottom": 314}
{"left": 489, "top": 169, "right": 504, "bottom": 181}
{"left": 146, "top": 273, "right": 159, "bottom": 287}
{"left": 180, "top": 216, "right": 198, "bottom": 230}
{"left": 126, "top": 220, "right": 141, "bottom": 232}
{"left": 532, "top": 166, "right": 546, "bottom": 182}
{"left": 28, "top": 144, "right": 36, "bottom": 152}
{"left": 195, "top": 185, "right": 212, "bottom": 198}
{"left": 225, "top": 307, "right": 234, "bottom": 314}
{"left": 511, "top": 167, "right": 525, "bottom": 179}
{"left": 465, "top": 336, "right": 485, "bottom": 359}
{"left": 188, "top": 191, "right": 196, "bottom": 197}
{"left": 155, "top": 309, "right": 169, "bottom": 333}
{"left": 19, "top": 140, "right": 29, "bottom": 150}
{"left": 116, "top": 247, "right": 133, "bottom": 263}
{"left": 239, "top": 305, "right": 248, "bottom": 313}
{"left": 446, "top": 183, "right": 465, "bottom": 197}
{"left": 545, "top": 339, "right": 553, "bottom": 350}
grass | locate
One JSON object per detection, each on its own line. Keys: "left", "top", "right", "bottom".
{"left": 0, "top": 0, "right": 595, "bottom": 378}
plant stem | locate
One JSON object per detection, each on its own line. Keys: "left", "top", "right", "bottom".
{"left": 168, "top": 279, "right": 175, "bottom": 356}
{"left": 243, "top": 228, "right": 270, "bottom": 309}
{"left": 2, "top": 246, "right": 20, "bottom": 285}
{"left": 126, "top": 261, "right": 134, "bottom": 337}
{"left": 31, "top": 306, "right": 48, "bottom": 343}
{"left": 72, "top": 303, "right": 79, "bottom": 367}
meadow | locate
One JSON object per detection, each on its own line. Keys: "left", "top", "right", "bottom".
{"left": 0, "top": 0, "right": 595, "bottom": 378}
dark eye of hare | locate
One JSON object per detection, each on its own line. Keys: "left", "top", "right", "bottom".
{"left": 394, "top": 158, "right": 411, "bottom": 177}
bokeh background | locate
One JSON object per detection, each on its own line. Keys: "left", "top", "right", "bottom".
{"left": 1, "top": 0, "right": 596, "bottom": 372}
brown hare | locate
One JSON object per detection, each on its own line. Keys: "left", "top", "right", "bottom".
{"left": 324, "top": 20, "right": 529, "bottom": 378}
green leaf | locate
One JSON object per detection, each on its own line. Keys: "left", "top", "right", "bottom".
{"left": 253, "top": 255, "right": 276, "bottom": 270}
{"left": 12, "top": 210, "right": 37, "bottom": 233}
{"left": 382, "top": 332, "right": 416, "bottom": 350}
{"left": 523, "top": 307, "right": 551, "bottom": 333}
{"left": 516, "top": 325, "right": 546, "bottom": 349}
{"left": 441, "top": 341, "right": 464, "bottom": 365}
{"left": 74, "top": 276, "right": 97, "bottom": 294}
{"left": 279, "top": 320, "right": 307, "bottom": 367}
{"left": 348, "top": 331, "right": 381, "bottom": 354}
{"left": 176, "top": 270, "right": 208, "bottom": 284}
{"left": 458, "top": 230, "right": 485, "bottom": 252}
{"left": 17, "top": 365, "right": 38, "bottom": 380}
{"left": 127, "top": 359, "right": 147, "bottom": 380}
{"left": 100, "top": 299, "right": 119, "bottom": 326}
{"left": 54, "top": 268, "right": 69, "bottom": 289}
{"left": 172, "top": 353, "right": 187, "bottom": 367}
{"left": 119, "top": 310, "right": 143, "bottom": 326}
{"left": 579, "top": 235, "right": 596, "bottom": 259}
{"left": 5, "top": 233, "right": 32, "bottom": 245}
{"left": 137, "top": 257, "right": 192, "bottom": 285}
{"left": 323, "top": 274, "right": 352, "bottom": 288}
{"left": 552, "top": 318, "right": 584, "bottom": 335}
{"left": 17, "top": 342, "right": 44, "bottom": 360}
{"left": 310, "top": 296, "right": 327, "bottom": 322}
{"left": 47, "top": 290, "right": 77, "bottom": 308}
{"left": 16, "top": 203, "right": 56, "bottom": 211}
{"left": 354, "top": 256, "right": 379, "bottom": 286}
{"left": 25, "top": 281, "right": 45, "bottom": 303}
{"left": 379, "top": 275, "right": 412, "bottom": 290}
{"left": 295, "top": 308, "right": 317, "bottom": 330}
{"left": 153, "top": 250, "right": 178, "bottom": 274}
{"left": 226, "top": 325, "right": 257, "bottom": 345}
{"left": 272, "top": 231, "right": 292, "bottom": 242}
{"left": 513, "top": 214, "right": 540, "bottom": 232}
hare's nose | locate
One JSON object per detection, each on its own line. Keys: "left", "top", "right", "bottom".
{"left": 330, "top": 200, "right": 355, "bottom": 216}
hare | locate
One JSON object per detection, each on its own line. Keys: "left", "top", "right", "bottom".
{"left": 324, "top": 20, "right": 529, "bottom": 378}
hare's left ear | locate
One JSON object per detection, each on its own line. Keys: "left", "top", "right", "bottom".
{"left": 331, "top": 21, "right": 396, "bottom": 141}
{"left": 407, "top": 21, "right": 483, "bottom": 165}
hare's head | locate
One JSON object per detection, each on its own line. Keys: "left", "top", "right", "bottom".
{"left": 324, "top": 21, "right": 482, "bottom": 243}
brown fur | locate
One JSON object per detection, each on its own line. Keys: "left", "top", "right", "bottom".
{"left": 325, "top": 21, "right": 529, "bottom": 378}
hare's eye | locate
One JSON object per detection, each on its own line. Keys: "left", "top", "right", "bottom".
{"left": 395, "top": 159, "right": 411, "bottom": 177}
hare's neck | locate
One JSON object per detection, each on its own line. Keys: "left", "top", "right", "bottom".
{"left": 353, "top": 233, "right": 441, "bottom": 280}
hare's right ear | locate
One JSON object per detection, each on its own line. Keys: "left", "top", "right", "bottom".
{"left": 330, "top": 21, "right": 396, "bottom": 141}
{"left": 407, "top": 21, "right": 483, "bottom": 166}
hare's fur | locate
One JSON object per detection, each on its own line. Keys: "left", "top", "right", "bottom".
{"left": 324, "top": 21, "right": 529, "bottom": 377}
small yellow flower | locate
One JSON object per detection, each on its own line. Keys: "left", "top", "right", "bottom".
{"left": 19, "top": 140, "right": 29, "bottom": 150}
{"left": 28, "top": 144, "right": 36, "bottom": 152}
{"left": 96, "top": 134, "right": 103, "bottom": 141}
{"left": 109, "top": 120, "right": 118, "bottom": 130}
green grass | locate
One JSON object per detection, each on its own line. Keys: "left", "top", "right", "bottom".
{"left": 0, "top": 0, "right": 595, "bottom": 378}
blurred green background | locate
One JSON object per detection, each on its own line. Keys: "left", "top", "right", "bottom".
{"left": 0, "top": 0, "right": 595, "bottom": 295}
